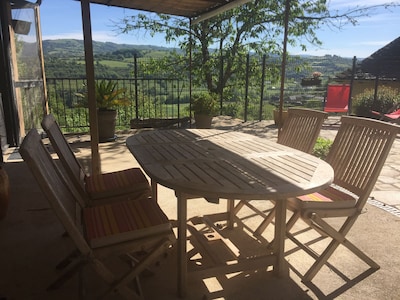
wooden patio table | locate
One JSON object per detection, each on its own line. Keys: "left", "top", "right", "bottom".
{"left": 126, "top": 129, "right": 334, "bottom": 297}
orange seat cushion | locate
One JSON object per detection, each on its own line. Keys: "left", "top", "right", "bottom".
{"left": 85, "top": 168, "right": 150, "bottom": 199}
{"left": 84, "top": 198, "right": 171, "bottom": 248}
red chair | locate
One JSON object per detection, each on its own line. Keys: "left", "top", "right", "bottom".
{"left": 371, "top": 108, "right": 400, "bottom": 123}
{"left": 324, "top": 84, "right": 350, "bottom": 113}
{"left": 384, "top": 109, "right": 400, "bottom": 120}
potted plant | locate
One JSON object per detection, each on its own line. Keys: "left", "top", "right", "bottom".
{"left": 301, "top": 71, "right": 322, "bottom": 87}
{"left": 76, "top": 80, "right": 129, "bottom": 142}
{"left": 191, "top": 92, "right": 219, "bottom": 128}
{"left": 273, "top": 108, "right": 289, "bottom": 126}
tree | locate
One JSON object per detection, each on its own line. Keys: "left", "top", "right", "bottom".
{"left": 116, "top": 0, "right": 397, "bottom": 94}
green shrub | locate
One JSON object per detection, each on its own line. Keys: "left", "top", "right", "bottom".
{"left": 313, "top": 137, "right": 333, "bottom": 160}
{"left": 304, "top": 100, "right": 323, "bottom": 109}
{"left": 222, "top": 102, "right": 241, "bottom": 118}
{"left": 353, "top": 86, "right": 400, "bottom": 117}
{"left": 191, "top": 92, "right": 219, "bottom": 116}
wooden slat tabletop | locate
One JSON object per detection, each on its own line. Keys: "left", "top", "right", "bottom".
{"left": 126, "top": 129, "right": 333, "bottom": 201}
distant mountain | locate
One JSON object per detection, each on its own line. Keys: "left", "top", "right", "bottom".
{"left": 39, "top": 39, "right": 353, "bottom": 79}
{"left": 41, "top": 39, "right": 184, "bottom": 78}
{"left": 42, "top": 39, "right": 177, "bottom": 58}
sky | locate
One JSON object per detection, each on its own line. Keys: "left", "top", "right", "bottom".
{"left": 34, "top": 0, "right": 400, "bottom": 59}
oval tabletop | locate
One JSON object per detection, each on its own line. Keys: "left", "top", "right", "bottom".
{"left": 126, "top": 129, "right": 334, "bottom": 200}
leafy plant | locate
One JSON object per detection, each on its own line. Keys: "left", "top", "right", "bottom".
{"left": 222, "top": 102, "right": 241, "bottom": 118}
{"left": 353, "top": 86, "right": 400, "bottom": 117}
{"left": 191, "top": 92, "right": 219, "bottom": 116}
{"left": 76, "top": 80, "right": 130, "bottom": 110}
{"left": 312, "top": 137, "right": 332, "bottom": 160}
{"left": 117, "top": 2, "right": 395, "bottom": 96}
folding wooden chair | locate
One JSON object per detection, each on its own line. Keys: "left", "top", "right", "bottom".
{"left": 41, "top": 114, "right": 150, "bottom": 206}
{"left": 285, "top": 116, "right": 400, "bottom": 282}
{"left": 229, "top": 108, "right": 328, "bottom": 231}
{"left": 277, "top": 108, "right": 328, "bottom": 153}
{"left": 19, "top": 129, "right": 175, "bottom": 299}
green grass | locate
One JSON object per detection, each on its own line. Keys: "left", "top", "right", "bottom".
{"left": 142, "top": 51, "right": 170, "bottom": 58}
{"left": 99, "top": 60, "right": 130, "bottom": 68}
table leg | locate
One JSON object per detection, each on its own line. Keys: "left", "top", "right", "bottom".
{"left": 151, "top": 178, "right": 158, "bottom": 202}
{"left": 226, "top": 198, "right": 235, "bottom": 229}
{"left": 274, "top": 198, "right": 288, "bottom": 276}
{"left": 176, "top": 191, "right": 187, "bottom": 298}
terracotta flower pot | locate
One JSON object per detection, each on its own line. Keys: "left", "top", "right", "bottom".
{"left": 194, "top": 113, "right": 213, "bottom": 129}
{"left": 273, "top": 110, "right": 288, "bottom": 127}
{"left": 98, "top": 109, "right": 117, "bottom": 142}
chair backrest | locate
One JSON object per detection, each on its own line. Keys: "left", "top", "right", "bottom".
{"left": 19, "top": 130, "right": 91, "bottom": 255}
{"left": 324, "top": 84, "right": 350, "bottom": 113}
{"left": 278, "top": 108, "right": 328, "bottom": 153}
{"left": 326, "top": 116, "right": 400, "bottom": 209}
{"left": 41, "top": 114, "right": 87, "bottom": 198}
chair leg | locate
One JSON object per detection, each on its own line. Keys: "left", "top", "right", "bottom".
{"left": 302, "top": 214, "right": 380, "bottom": 282}
{"left": 259, "top": 209, "right": 301, "bottom": 249}
{"left": 100, "top": 238, "right": 172, "bottom": 300}
{"left": 233, "top": 200, "right": 246, "bottom": 215}
{"left": 48, "top": 258, "right": 87, "bottom": 290}
{"left": 254, "top": 208, "right": 275, "bottom": 236}
{"left": 286, "top": 210, "right": 301, "bottom": 232}
{"left": 228, "top": 199, "right": 276, "bottom": 229}
{"left": 303, "top": 237, "right": 342, "bottom": 281}
{"left": 227, "top": 199, "right": 235, "bottom": 229}
{"left": 226, "top": 199, "right": 256, "bottom": 228}
{"left": 151, "top": 179, "right": 158, "bottom": 202}
{"left": 55, "top": 249, "right": 80, "bottom": 270}
{"left": 78, "top": 265, "right": 86, "bottom": 299}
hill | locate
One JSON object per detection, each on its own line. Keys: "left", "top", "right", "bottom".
{"left": 40, "top": 39, "right": 353, "bottom": 79}
{"left": 42, "top": 39, "right": 176, "bottom": 58}
{"left": 42, "top": 39, "right": 182, "bottom": 78}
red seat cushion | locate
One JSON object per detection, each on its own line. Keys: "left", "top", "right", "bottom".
{"left": 84, "top": 198, "right": 171, "bottom": 248}
{"left": 85, "top": 168, "right": 150, "bottom": 199}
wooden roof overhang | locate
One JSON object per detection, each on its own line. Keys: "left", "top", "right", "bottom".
{"left": 81, "top": 0, "right": 253, "bottom": 24}
{"left": 88, "top": 0, "right": 229, "bottom": 17}
{"left": 78, "top": 0, "right": 253, "bottom": 174}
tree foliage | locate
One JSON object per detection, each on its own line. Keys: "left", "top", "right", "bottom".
{"left": 116, "top": 0, "right": 397, "bottom": 94}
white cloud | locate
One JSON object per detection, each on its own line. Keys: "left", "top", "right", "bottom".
{"left": 329, "top": 0, "right": 397, "bottom": 9}
{"left": 92, "top": 31, "right": 122, "bottom": 43}
{"left": 43, "top": 30, "right": 125, "bottom": 43}
{"left": 42, "top": 32, "right": 83, "bottom": 41}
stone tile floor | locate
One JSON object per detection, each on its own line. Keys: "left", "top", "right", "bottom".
{"left": 1, "top": 115, "right": 399, "bottom": 299}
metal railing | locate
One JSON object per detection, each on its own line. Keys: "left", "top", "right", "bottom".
{"left": 46, "top": 54, "right": 354, "bottom": 132}
{"left": 46, "top": 77, "right": 192, "bottom": 132}
{"left": 47, "top": 76, "right": 329, "bottom": 132}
